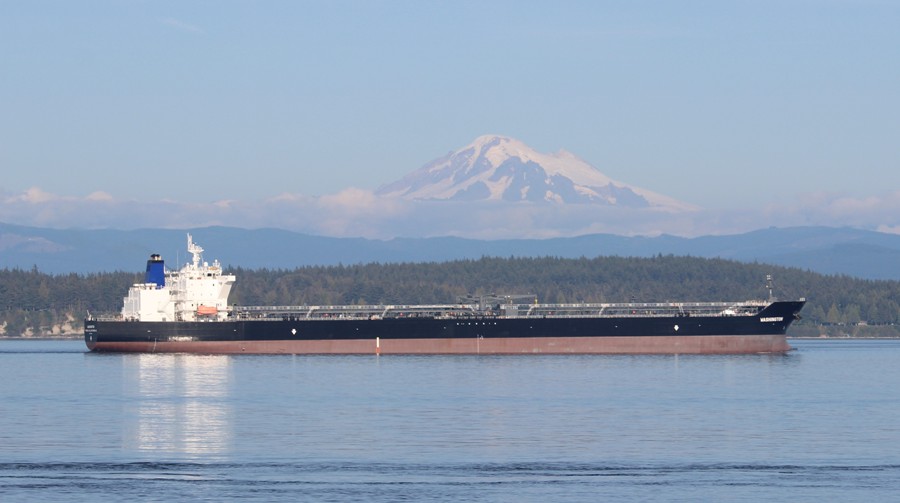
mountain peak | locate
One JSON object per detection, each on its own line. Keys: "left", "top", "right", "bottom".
{"left": 470, "top": 133, "right": 515, "bottom": 147}
{"left": 376, "top": 135, "right": 696, "bottom": 210}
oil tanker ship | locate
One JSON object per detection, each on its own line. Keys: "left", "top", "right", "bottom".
{"left": 84, "top": 235, "right": 805, "bottom": 355}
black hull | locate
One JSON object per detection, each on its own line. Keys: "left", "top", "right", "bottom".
{"left": 85, "top": 300, "right": 804, "bottom": 355}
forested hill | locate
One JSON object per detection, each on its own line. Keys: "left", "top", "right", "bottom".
{"left": 2, "top": 255, "right": 899, "bottom": 337}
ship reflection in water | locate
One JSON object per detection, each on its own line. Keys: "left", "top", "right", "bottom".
{"left": 122, "top": 353, "right": 231, "bottom": 457}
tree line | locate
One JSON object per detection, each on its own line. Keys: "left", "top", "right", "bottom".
{"left": 2, "top": 255, "right": 899, "bottom": 337}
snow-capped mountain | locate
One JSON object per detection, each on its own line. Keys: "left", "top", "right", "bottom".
{"left": 376, "top": 135, "right": 696, "bottom": 210}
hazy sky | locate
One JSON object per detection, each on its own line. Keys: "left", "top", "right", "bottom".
{"left": 2, "top": 1, "right": 899, "bottom": 236}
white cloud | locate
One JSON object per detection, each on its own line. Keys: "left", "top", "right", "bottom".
{"left": 86, "top": 191, "right": 114, "bottom": 202}
{"left": 268, "top": 192, "right": 311, "bottom": 203}
{"left": 17, "top": 187, "right": 58, "bottom": 204}
{"left": 762, "top": 191, "right": 900, "bottom": 230}
{"left": 319, "top": 187, "right": 381, "bottom": 212}
{"left": 877, "top": 225, "right": 900, "bottom": 235}
{"left": 2, "top": 187, "right": 899, "bottom": 239}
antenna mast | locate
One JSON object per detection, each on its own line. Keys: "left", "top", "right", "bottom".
{"left": 187, "top": 233, "right": 204, "bottom": 269}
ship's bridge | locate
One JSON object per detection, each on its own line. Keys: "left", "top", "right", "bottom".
{"left": 121, "top": 234, "right": 235, "bottom": 322}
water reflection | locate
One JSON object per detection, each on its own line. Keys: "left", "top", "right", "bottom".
{"left": 122, "top": 354, "right": 231, "bottom": 458}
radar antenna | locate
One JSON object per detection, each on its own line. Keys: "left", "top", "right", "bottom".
{"left": 187, "top": 233, "right": 204, "bottom": 269}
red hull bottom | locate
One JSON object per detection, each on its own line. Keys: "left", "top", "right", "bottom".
{"left": 87, "top": 335, "right": 791, "bottom": 355}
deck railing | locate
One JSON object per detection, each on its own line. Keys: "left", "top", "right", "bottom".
{"left": 88, "top": 300, "right": 775, "bottom": 322}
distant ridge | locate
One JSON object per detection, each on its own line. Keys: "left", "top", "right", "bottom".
{"left": 2, "top": 222, "right": 899, "bottom": 280}
{"left": 376, "top": 135, "right": 696, "bottom": 211}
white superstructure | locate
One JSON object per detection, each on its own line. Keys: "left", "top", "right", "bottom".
{"left": 121, "top": 234, "right": 235, "bottom": 322}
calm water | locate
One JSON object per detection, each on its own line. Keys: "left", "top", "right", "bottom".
{"left": 1, "top": 339, "right": 899, "bottom": 502}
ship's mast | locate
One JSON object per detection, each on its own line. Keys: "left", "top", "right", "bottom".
{"left": 187, "top": 233, "right": 204, "bottom": 269}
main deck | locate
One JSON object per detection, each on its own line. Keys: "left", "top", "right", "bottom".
{"left": 228, "top": 299, "right": 774, "bottom": 322}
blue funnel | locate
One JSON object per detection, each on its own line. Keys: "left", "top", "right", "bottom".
{"left": 145, "top": 254, "right": 165, "bottom": 287}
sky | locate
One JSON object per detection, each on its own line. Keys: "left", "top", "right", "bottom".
{"left": 1, "top": 1, "right": 899, "bottom": 238}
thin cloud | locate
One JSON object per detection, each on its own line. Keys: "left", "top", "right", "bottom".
{"left": 1, "top": 187, "right": 899, "bottom": 239}
{"left": 161, "top": 18, "right": 205, "bottom": 34}
{"left": 86, "top": 191, "right": 114, "bottom": 202}
{"left": 13, "top": 187, "right": 58, "bottom": 204}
